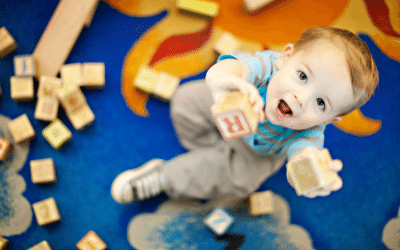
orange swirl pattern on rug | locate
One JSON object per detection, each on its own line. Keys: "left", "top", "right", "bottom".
{"left": 104, "top": 0, "right": 400, "bottom": 136}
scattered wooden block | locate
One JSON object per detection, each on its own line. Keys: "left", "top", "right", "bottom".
{"left": 34, "top": 96, "right": 59, "bottom": 122}
{"left": 287, "top": 149, "right": 339, "bottom": 196}
{"left": 214, "top": 32, "right": 242, "bottom": 55}
{"left": 10, "top": 76, "right": 34, "bottom": 102}
{"left": 42, "top": 119, "right": 72, "bottom": 149}
{"left": 212, "top": 91, "right": 259, "bottom": 140}
{"left": 30, "top": 158, "right": 56, "bottom": 184}
{"left": 0, "top": 236, "right": 9, "bottom": 250}
{"left": 0, "top": 27, "right": 17, "bottom": 58}
{"left": 177, "top": 0, "right": 220, "bottom": 20}
{"left": 60, "top": 63, "right": 83, "bottom": 86}
{"left": 57, "top": 85, "right": 87, "bottom": 114}
{"left": 27, "top": 240, "right": 52, "bottom": 250}
{"left": 249, "top": 190, "right": 274, "bottom": 216}
{"left": 0, "top": 136, "right": 12, "bottom": 161}
{"left": 32, "top": 0, "right": 99, "bottom": 78}
{"left": 37, "top": 76, "right": 63, "bottom": 98}
{"left": 14, "top": 54, "right": 35, "bottom": 77}
{"left": 32, "top": 197, "right": 61, "bottom": 226}
{"left": 76, "top": 231, "right": 107, "bottom": 250}
{"left": 82, "top": 62, "right": 105, "bottom": 89}
{"left": 8, "top": 114, "right": 36, "bottom": 143}
{"left": 134, "top": 67, "right": 160, "bottom": 93}
{"left": 67, "top": 104, "right": 95, "bottom": 130}
{"left": 84, "top": 0, "right": 99, "bottom": 28}
{"left": 204, "top": 208, "right": 234, "bottom": 236}
{"left": 152, "top": 72, "right": 180, "bottom": 101}
{"left": 243, "top": 0, "right": 275, "bottom": 13}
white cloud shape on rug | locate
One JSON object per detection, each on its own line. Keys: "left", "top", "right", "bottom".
{"left": 0, "top": 115, "right": 32, "bottom": 236}
{"left": 127, "top": 193, "right": 315, "bottom": 250}
{"left": 382, "top": 206, "right": 400, "bottom": 250}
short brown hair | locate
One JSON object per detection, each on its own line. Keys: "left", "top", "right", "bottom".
{"left": 293, "top": 27, "right": 379, "bottom": 115}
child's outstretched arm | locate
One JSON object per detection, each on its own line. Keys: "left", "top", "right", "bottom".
{"left": 205, "top": 59, "right": 264, "bottom": 114}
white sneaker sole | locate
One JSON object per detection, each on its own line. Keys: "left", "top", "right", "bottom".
{"left": 111, "top": 159, "right": 164, "bottom": 204}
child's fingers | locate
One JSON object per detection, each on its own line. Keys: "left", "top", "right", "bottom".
{"left": 329, "top": 159, "right": 343, "bottom": 172}
{"left": 329, "top": 177, "right": 343, "bottom": 191}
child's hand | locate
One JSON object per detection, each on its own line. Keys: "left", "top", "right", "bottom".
{"left": 286, "top": 147, "right": 343, "bottom": 198}
{"left": 214, "top": 75, "right": 264, "bottom": 114}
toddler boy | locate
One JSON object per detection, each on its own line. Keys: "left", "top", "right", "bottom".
{"left": 111, "top": 27, "right": 379, "bottom": 203}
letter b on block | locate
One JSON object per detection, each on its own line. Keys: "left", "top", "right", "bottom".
{"left": 215, "top": 110, "right": 252, "bottom": 140}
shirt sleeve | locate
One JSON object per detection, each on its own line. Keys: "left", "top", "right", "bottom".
{"left": 282, "top": 125, "right": 326, "bottom": 160}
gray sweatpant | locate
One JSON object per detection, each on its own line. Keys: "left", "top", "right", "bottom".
{"left": 162, "top": 80, "right": 286, "bottom": 199}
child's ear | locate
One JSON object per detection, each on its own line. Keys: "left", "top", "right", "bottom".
{"left": 276, "top": 44, "right": 294, "bottom": 69}
{"left": 328, "top": 116, "right": 342, "bottom": 124}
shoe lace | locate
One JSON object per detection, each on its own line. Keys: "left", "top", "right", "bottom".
{"left": 133, "top": 171, "right": 163, "bottom": 200}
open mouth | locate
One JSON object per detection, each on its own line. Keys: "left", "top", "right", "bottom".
{"left": 277, "top": 99, "right": 293, "bottom": 117}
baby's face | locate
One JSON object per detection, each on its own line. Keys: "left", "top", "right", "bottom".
{"left": 265, "top": 39, "right": 355, "bottom": 130}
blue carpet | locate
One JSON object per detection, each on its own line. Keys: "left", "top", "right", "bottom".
{"left": 1, "top": 0, "right": 399, "bottom": 249}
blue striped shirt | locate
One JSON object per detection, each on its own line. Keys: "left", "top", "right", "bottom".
{"left": 218, "top": 50, "right": 325, "bottom": 159}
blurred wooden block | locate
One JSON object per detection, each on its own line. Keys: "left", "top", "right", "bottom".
{"left": 34, "top": 96, "right": 59, "bottom": 122}
{"left": 67, "top": 104, "right": 95, "bottom": 130}
{"left": 177, "top": 0, "right": 220, "bottom": 20}
{"left": 42, "top": 119, "right": 72, "bottom": 149}
{"left": 30, "top": 158, "right": 56, "bottom": 184}
{"left": 0, "top": 137, "right": 12, "bottom": 161}
{"left": 10, "top": 76, "right": 34, "bottom": 102}
{"left": 37, "top": 76, "right": 63, "bottom": 98}
{"left": 84, "top": 0, "right": 99, "bottom": 28}
{"left": 204, "top": 208, "right": 234, "bottom": 236}
{"left": 57, "top": 85, "right": 87, "bottom": 114}
{"left": 0, "top": 236, "right": 9, "bottom": 250}
{"left": 287, "top": 149, "right": 339, "bottom": 196}
{"left": 249, "top": 190, "right": 273, "bottom": 216}
{"left": 32, "top": 197, "right": 61, "bottom": 226}
{"left": 32, "top": 0, "right": 99, "bottom": 78}
{"left": 61, "top": 63, "right": 83, "bottom": 86}
{"left": 82, "top": 62, "right": 105, "bottom": 89}
{"left": 8, "top": 114, "right": 36, "bottom": 143}
{"left": 243, "top": 0, "right": 275, "bottom": 13}
{"left": 76, "top": 231, "right": 107, "bottom": 250}
{"left": 14, "top": 54, "right": 35, "bottom": 77}
{"left": 212, "top": 91, "right": 259, "bottom": 140}
{"left": 27, "top": 240, "right": 52, "bottom": 250}
{"left": 214, "top": 32, "right": 242, "bottom": 55}
{"left": 152, "top": 72, "right": 180, "bottom": 101}
{"left": 0, "top": 27, "right": 17, "bottom": 58}
{"left": 134, "top": 67, "right": 160, "bottom": 93}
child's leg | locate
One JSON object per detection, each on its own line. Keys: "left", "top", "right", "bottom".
{"left": 170, "top": 80, "right": 222, "bottom": 150}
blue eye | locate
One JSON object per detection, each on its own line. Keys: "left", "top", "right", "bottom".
{"left": 317, "top": 98, "right": 325, "bottom": 111}
{"left": 298, "top": 71, "right": 308, "bottom": 83}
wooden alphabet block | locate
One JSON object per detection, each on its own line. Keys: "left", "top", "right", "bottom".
{"left": 27, "top": 240, "right": 52, "bottom": 250}
{"left": 243, "top": 0, "right": 275, "bottom": 13}
{"left": 10, "top": 76, "right": 34, "bottom": 102}
{"left": 30, "top": 158, "right": 56, "bottom": 184}
{"left": 42, "top": 119, "right": 72, "bottom": 149}
{"left": 32, "top": 197, "right": 61, "bottom": 226}
{"left": 14, "top": 54, "right": 35, "bottom": 77}
{"left": 37, "top": 76, "right": 63, "bottom": 98}
{"left": 177, "top": 0, "right": 220, "bottom": 20}
{"left": 76, "top": 231, "right": 107, "bottom": 250}
{"left": 57, "top": 85, "right": 87, "bottom": 114}
{"left": 67, "top": 104, "right": 95, "bottom": 130}
{"left": 60, "top": 63, "right": 83, "bottom": 86}
{"left": 0, "top": 27, "right": 17, "bottom": 58}
{"left": 152, "top": 72, "right": 180, "bottom": 101}
{"left": 82, "top": 62, "right": 105, "bottom": 89}
{"left": 249, "top": 190, "right": 274, "bottom": 216}
{"left": 134, "top": 67, "right": 160, "bottom": 93}
{"left": 204, "top": 208, "right": 234, "bottom": 236}
{"left": 34, "top": 96, "right": 59, "bottom": 122}
{"left": 8, "top": 114, "right": 36, "bottom": 143}
{"left": 287, "top": 149, "right": 339, "bottom": 196}
{"left": 214, "top": 32, "right": 242, "bottom": 55}
{"left": 0, "top": 136, "right": 12, "bottom": 161}
{"left": 0, "top": 236, "right": 9, "bottom": 250}
{"left": 212, "top": 91, "right": 259, "bottom": 140}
